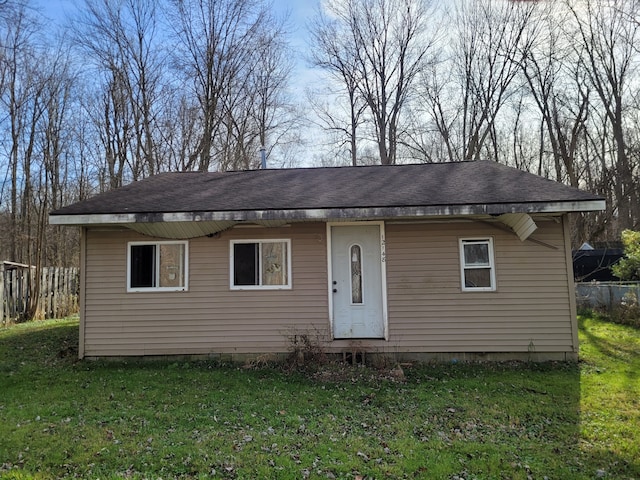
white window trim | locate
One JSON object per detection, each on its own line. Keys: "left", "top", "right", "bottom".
{"left": 230, "top": 239, "right": 292, "bottom": 290}
{"left": 127, "top": 240, "right": 189, "bottom": 293}
{"left": 459, "top": 237, "right": 496, "bottom": 292}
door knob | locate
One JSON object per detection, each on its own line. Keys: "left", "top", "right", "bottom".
{"left": 333, "top": 288, "right": 337, "bottom": 293}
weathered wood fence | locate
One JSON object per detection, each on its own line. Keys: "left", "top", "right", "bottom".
{"left": 1, "top": 262, "right": 79, "bottom": 324}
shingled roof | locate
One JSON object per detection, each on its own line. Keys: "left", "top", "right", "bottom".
{"left": 52, "top": 161, "right": 602, "bottom": 218}
{"left": 48, "top": 161, "right": 604, "bottom": 239}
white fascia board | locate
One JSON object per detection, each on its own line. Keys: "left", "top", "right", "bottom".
{"left": 49, "top": 213, "right": 139, "bottom": 225}
{"left": 48, "top": 199, "right": 606, "bottom": 226}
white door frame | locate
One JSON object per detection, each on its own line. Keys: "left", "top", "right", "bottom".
{"left": 326, "top": 221, "right": 389, "bottom": 340}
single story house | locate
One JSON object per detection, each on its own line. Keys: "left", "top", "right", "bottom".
{"left": 49, "top": 161, "right": 604, "bottom": 362}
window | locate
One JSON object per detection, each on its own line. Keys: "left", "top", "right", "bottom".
{"left": 230, "top": 239, "right": 291, "bottom": 289}
{"left": 459, "top": 238, "right": 495, "bottom": 291}
{"left": 127, "top": 241, "right": 188, "bottom": 292}
{"left": 350, "top": 244, "right": 363, "bottom": 304}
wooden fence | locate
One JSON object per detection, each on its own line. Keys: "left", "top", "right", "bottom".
{"left": 1, "top": 262, "right": 79, "bottom": 324}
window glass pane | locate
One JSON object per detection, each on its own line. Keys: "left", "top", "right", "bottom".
{"left": 464, "top": 243, "right": 490, "bottom": 266}
{"left": 130, "top": 245, "right": 155, "bottom": 288}
{"left": 464, "top": 268, "right": 491, "bottom": 288}
{"left": 261, "top": 242, "right": 287, "bottom": 286}
{"left": 234, "top": 243, "right": 258, "bottom": 285}
{"left": 350, "top": 245, "right": 363, "bottom": 304}
{"left": 159, "top": 244, "right": 185, "bottom": 288}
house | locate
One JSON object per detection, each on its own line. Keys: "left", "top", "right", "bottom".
{"left": 572, "top": 244, "right": 624, "bottom": 282}
{"left": 49, "top": 161, "right": 605, "bottom": 362}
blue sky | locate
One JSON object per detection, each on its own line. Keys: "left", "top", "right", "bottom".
{"left": 35, "top": 0, "right": 318, "bottom": 26}
{"left": 32, "top": 0, "right": 326, "bottom": 165}
{"left": 35, "top": 0, "right": 321, "bottom": 99}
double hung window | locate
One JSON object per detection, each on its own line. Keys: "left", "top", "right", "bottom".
{"left": 231, "top": 239, "right": 291, "bottom": 289}
{"left": 127, "top": 241, "right": 188, "bottom": 292}
{"left": 459, "top": 238, "right": 496, "bottom": 291}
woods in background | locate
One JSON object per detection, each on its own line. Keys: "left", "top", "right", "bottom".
{"left": 0, "top": 0, "right": 299, "bottom": 277}
{"left": 1, "top": 0, "right": 639, "bottom": 279}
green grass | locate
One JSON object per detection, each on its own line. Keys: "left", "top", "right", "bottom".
{"left": 0, "top": 314, "right": 638, "bottom": 479}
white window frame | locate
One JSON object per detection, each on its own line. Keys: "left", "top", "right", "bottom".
{"left": 230, "top": 239, "right": 292, "bottom": 290}
{"left": 127, "top": 241, "right": 189, "bottom": 293}
{"left": 459, "top": 237, "right": 496, "bottom": 292}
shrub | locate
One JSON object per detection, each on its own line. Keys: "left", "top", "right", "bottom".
{"left": 285, "top": 327, "right": 328, "bottom": 369}
{"left": 583, "top": 296, "right": 640, "bottom": 328}
{"left": 610, "top": 290, "right": 640, "bottom": 328}
{"left": 612, "top": 229, "right": 640, "bottom": 280}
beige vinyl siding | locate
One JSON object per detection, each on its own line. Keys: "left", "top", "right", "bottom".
{"left": 384, "top": 218, "right": 575, "bottom": 353}
{"left": 82, "top": 217, "right": 576, "bottom": 358}
{"left": 83, "top": 223, "right": 328, "bottom": 357}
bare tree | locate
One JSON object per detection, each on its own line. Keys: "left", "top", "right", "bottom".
{"left": 216, "top": 19, "right": 297, "bottom": 170}
{"left": 520, "top": 3, "right": 589, "bottom": 186}
{"left": 304, "top": 87, "right": 365, "bottom": 166}
{"left": 568, "top": 0, "right": 640, "bottom": 232}
{"left": 0, "top": 2, "right": 43, "bottom": 262}
{"left": 310, "top": 0, "right": 435, "bottom": 165}
{"left": 0, "top": 2, "right": 82, "bottom": 318}
{"left": 248, "top": 27, "right": 298, "bottom": 166}
{"left": 168, "top": 0, "right": 272, "bottom": 171}
{"left": 73, "top": 0, "right": 165, "bottom": 185}
{"left": 40, "top": 53, "right": 81, "bottom": 268}
{"left": 89, "top": 70, "right": 131, "bottom": 190}
{"left": 309, "top": 8, "right": 367, "bottom": 166}
{"left": 453, "top": 0, "right": 537, "bottom": 162}
{"left": 410, "top": 57, "right": 457, "bottom": 162}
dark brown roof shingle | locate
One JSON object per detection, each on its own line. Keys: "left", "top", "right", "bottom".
{"left": 51, "top": 161, "right": 602, "bottom": 216}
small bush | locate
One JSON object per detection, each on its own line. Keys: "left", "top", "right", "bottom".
{"left": 285, "top": 327, "right": 328, "bottom": 369}
{"left": 582, "top": 296, "right": 640, "bottom": 328}
{"left": 612, "top": 230, "right": 640, "bottom": 281}
{"left": 610, "top": 290, "right": 640, "bottom": 328}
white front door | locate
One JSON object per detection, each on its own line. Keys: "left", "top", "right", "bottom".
{"left": 330, "top": 224, "right": 385, "bottom": 339}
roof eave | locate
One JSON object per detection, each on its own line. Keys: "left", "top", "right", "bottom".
{"left": 49, "top": 199, "right": 606, "bottom": 226}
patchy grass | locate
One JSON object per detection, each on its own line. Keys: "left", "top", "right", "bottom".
{"left": 0, "top": 315, "right": 638, "bottom": 479}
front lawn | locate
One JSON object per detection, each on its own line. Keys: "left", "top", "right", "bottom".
{"left": 0, "top": 314, "right": 638, "bottom": 479}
